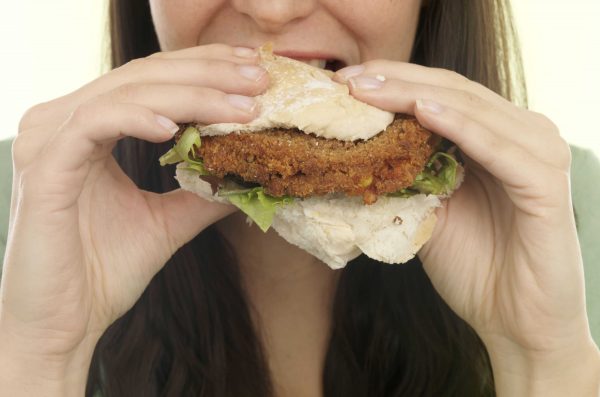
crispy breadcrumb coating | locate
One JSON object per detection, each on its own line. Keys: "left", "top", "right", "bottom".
{"left": 196, "top": 117, "right": 437, "bottom": 204}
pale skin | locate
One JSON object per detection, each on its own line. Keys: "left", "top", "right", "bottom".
{"left": 0, "top": 0, "right": 598, "bottom": 396}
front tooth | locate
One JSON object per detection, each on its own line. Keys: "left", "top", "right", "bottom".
{"left": 304, "top": 59, "right": 327, "bottom": 69}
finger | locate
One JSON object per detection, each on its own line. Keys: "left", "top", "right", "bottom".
{"left": 347, "top": 77, "right": 567, "bottom": 167}
{"left": 17, "top": 57, "right": 266, "bottom": 132}
{"left": 109, "top": 58, "right": 268, "bottom": 96}
{"left": 147, "top": 188, "right": 237, "bottom": 254}
{"left": 150, "top": 43, "right": 258, "bottom": 62}
{"left": 36, "top": 83, "right": 258, "bottom": 176}
{"left": 20, "top": 103, "right": 179, "bottom": 212}
{"left": 17, "top": 46, "right": 260, "bottom": 133}
{"left": 106, "top": 83, "right": 259, "bottom": 124}
{"left": 14, "top": 83, "right": 258, "bottom": 174}
{"left": 50, "top": 58, "right": 267, "bottom": 127}
{"left": 348, "top": 76, "right": 522, "bottom": 130}
{"left": 335, "top": 60, "right": 514, "bottom": 111}
{"left": 413, "top": 99, "right": 572, "bottom": 213}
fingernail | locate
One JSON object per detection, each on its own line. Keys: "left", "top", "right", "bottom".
{"left": 236, "top": 65, "right": 266, "bottom": 81}
{"left": 226, "top": 94, "right": 257, "bottom": 113}
{"left": 336, "top": 65, "right": 365, "bottom": 81}
{"left": 233, "top": 47, "right": 258, "bottom": 58}
{"left": 416, "top": 99, "right": 444, "bottom": 114}
{"left": 349, "top": 75, "right": 385, "bottom": 91}
{"left": 155, "top": 114, "right": 179, "bottom": 135}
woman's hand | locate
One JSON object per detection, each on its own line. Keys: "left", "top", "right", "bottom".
{"left": 0, "top": 44, "right": 268, "bottom": 394}
{"left": 335, "top": 62, "right": 600, "bottom": 395}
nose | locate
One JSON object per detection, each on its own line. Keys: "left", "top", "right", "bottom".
{"left": 231, "top": 0, "right": 318, "bottom": 33}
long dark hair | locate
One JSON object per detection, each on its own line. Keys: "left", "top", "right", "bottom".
{"left": 87, "top": 1, "right": 526, "bottom": 395}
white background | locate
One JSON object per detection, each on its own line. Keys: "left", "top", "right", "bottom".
{"left": 1, "top": 1, "right": 599, "bottom": 157}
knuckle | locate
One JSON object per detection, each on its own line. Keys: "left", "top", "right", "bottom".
{"left": 460, "top": 90, "right": 485, "bottom": 109}
{"left": 542, "top": 168, "right": 570, "bottom": 197}
{"left": 528, "top": 111, "right": 570, "bottom": 169}
{"left": 64, "top": 98, "right": 109, "bottom": 133}
{"left": 117, "top": 57, "right": 148, "bottom": 76}
{"left": 18, "top": 165, "right": 42, "bottom": 197}
{"left": 204, "top": 43, "right": 231, "bottom": 54}
{"left": 189, "top": 86, "right": 212, "bottom": 103}
{"left": 531, "top": 111, "right": 560, "bottom": 134}
{"left": 131, "top": 107, "right": 154, "bottom": 128}
{"left": 440, "top": 69, "right": 471, "bottom": 87}
{"left": 113, "top": 82, "right": 140, "bottom": 103}
{"left": 554, "top": 135, "right": 572, "bottom": 170}
{"left": 11, "top": 135, "right": 31, "bottom": 169}
{"left": 67, "top": 101, "right": 95, "bottom": 127}
{"left": 126, "top": 57, "right": 146, "bottom": 70}
{"left": 18, "top": 102, "right": 51, "bottom": 132}
{"left": 200, "top": 57, "right": 224, "bottom": 71}
{"left": 148, "top": 51, "right": 166, "bottom": 59}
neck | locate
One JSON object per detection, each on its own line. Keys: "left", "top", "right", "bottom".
{"left": 216, "top": 212, "right": 340, "bottom": 397}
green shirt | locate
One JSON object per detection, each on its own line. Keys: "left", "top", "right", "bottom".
{"left": 0, "top": 139, "right": 599, "bottom": 343}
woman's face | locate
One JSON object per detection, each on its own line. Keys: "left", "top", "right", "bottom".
{"left": 149, "top": 0, "right": 423, "bottom": 66}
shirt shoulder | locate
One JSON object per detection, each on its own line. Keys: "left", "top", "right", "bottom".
{"left": 0, "top": 139, "right": 12, "bottom": 275}
{"left": 570, "top": 146, "right": 600, "bottom": 345}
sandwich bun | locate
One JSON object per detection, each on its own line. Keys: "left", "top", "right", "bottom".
{"left": 169, "top": 45, "right": 463, "bottom": 269}
{"left": 176, "top": 165, "right": 452, "bottom": 269}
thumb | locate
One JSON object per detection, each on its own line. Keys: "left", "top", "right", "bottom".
{"left": 149, "top": 188, "right": 237, "bottom": 252}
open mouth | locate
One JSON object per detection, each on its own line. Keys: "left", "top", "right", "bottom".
{"left": 301, "top": 59, "right": 347, "bottom": 72}
{"left": 324, "top": 59, "right": 346, "bottom": 72}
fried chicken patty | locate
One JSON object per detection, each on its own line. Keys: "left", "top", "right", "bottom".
{"left": 196, "top": 117, "right": 438, "bottom": 204}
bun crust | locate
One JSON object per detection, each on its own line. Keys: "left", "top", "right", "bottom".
{"left": 195, "top": 46, "right": 394, "bottom": 141}
{"left": 175, "top": 166, "right": 462, "bottom": 269}
{"left": 169, "top": 46, "right": 462, "bottom": 269}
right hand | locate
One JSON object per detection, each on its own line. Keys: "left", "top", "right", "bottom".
{"left": 0, "top": 44, "right": 268, "bottom": 368}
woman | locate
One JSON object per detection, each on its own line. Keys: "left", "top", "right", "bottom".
{"left": 0, "top": 0, "right": 599, "bottom": 395}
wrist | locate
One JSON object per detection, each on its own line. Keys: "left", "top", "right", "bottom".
{"left": 484, "top": 334, "right": 600, "bottom": 397}
{"left": 0, "top": 330, "right": 99, "bottom": 397}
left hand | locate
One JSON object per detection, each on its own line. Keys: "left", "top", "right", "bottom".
{"left": 334, "top": 61, "right": 598, "bottom": 380}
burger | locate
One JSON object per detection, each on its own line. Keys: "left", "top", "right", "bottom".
{"left": 159, "top": 45, "right": 462, "bottom": 269}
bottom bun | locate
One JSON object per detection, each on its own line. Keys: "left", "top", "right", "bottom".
{"left": 176, "top": 166, "right": 448, "bottom": 269}
{"left": 271, "top": 195, "right": 440, "bottom": 269}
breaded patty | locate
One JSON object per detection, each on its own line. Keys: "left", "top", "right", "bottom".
{"left": 196, "top": 117, "right": 438, "bottom": 204}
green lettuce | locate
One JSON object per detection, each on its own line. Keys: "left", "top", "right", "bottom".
{"left": 389, "top": 152, "right": 459, "bottom": 198}
{"left": 159, "top": 126, "right": 209, "bottom": 175}
{"left": 159, "top": 126, "right": 293, "bottom": 231}
{"left": 218, "top": 187, "right": 294, "bottom": 232}
{"left": 160, "top": 127, "right": 460, "bottom": 230}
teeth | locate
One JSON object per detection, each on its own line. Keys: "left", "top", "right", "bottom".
{"left": 302, "top": 59, "right": 328, "bottom": 69}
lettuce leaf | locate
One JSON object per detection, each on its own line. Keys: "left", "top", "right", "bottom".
{"left": 389, "top": 152, "right": 459, "bottom": 197}
{"left": 159, "top": 127, "right": 293, "bottom": 231}
{"left": 159, "top": 126, "right": 210, "bottom": 175}
{"left": 160, "top": 127, "right": 459, "bottom": 230}
{"left": 218, "top": 187, "right": 294, "bottom": 232}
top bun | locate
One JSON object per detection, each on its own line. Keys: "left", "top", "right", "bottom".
{"left": 196, "top": 44, "right": 394, "bottom": 141}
